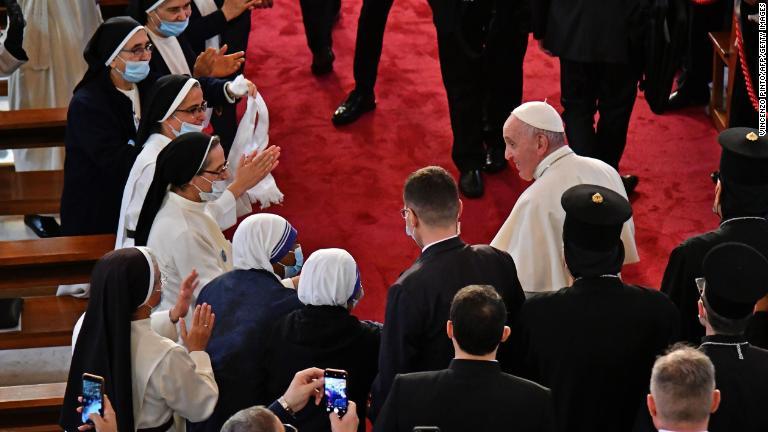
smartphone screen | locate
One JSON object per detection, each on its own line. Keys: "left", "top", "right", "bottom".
{"left": 81, "top": 373, "right": 104, "bottom": 424}
{"left": 324, "top": 369, "right": 348, "bottom": 417}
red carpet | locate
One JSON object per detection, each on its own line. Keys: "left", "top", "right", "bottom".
{"left": 242, "top": 0, "right": 722, "bottom": 322}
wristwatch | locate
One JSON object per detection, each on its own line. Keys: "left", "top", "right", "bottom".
{"left": 277, "top": 396, "right": 295, "bottom": 416}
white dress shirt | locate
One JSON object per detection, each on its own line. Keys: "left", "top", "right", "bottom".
{"left": 491, "top": 146, "right": 639, "bottom": 293}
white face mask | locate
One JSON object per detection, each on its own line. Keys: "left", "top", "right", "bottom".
{"left": 192, "top": 176, "right": 227, "bottom": 201}
{"left": 171, "top": 115, "right": 204, "bottom": 137}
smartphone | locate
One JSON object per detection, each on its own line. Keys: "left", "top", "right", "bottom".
{"left": 81, "top": 373, "right": 104, "bottom": 425}
{"left": 324, "top": 369, "right": 348, "bottom": 417}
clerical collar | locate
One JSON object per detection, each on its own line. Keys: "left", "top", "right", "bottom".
{"left": 533, "top": 146, "right": 573, "bottom": 180}
{"left": 422, "top": 235, "right": 459, "bottom": 253}
{"left": 720, "top": 216, "right": 767, "bottom": 228}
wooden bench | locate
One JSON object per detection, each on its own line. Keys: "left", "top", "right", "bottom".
{"left": 0, "top": 108, "right": 67, "bottom": 151}
{"left": 0, "top": 166, "right": 63, "bottom": 216}
{"left": 708, "top": 12, "right": 737, "bottom": 131}
{"left": 0, "top": 382, "right": 65, "bottom": 432}
{"left": 0, "top": 296, "right": 87, "bottom": 350}
{"left": 0, "top": 234, "right": 115, "bottom": 291}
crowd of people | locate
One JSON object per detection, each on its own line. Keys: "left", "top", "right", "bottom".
{"left": 1, "top": 0, "right": 766, "bottom": 431}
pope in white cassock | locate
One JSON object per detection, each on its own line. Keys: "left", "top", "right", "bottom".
{"left": 491, "top": 101, "right": 639, "bottom": 295}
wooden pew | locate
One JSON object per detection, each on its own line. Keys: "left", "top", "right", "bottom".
{"left": 0, "top": 166, "right": 63, "bottom": 216}
{"left": 0, "top": 234, "right": 115, "bottom": 291}
{"left": 708, "top": 12, "right": 737, "bottom": 131}
{"left": 0, "top": 383, "right": 65, "bottom": 432}
{"left": 0, "top": 296, "right": 87, "bottom": 350}
{"left": 0, "top": 108, "right": 67, "bottom": 150}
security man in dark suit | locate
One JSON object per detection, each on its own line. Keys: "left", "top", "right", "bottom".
{"left": 511, "top": 184, "right": 679, "bottom": 432}
{"left": 374, "top": 285, "right": 553, "bottom": 432}
{"left": 661, "top": 127, "right": 768, "bottom": 345}
{"left": 532, "top": 0, "right": 647, "bottom": 194}
{"left": 697, "top": 242, "right": 768, "bottom": 432}
{"left": 369, "top": 166, "right": 525, "bottom": 420}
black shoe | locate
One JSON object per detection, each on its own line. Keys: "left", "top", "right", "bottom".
{"left": 483, "top": 147, "right": 507, "bottom": 174}
{"left": 24, "top": 214, "right": 61, "bottom": 238}
{"left": 332, "top": 90, "right": 376, "bottom": 126}
{"left": 311, "top": 47, "right": 335, "bottom": 76}
{"left": 621, "top": 175, "right": 639, "bottom": 195}
{"left": 667, "top": 86, "right": 710, "bottom": 111}
{"left": 459, "top": 170, "right": 484, "bottom": 198}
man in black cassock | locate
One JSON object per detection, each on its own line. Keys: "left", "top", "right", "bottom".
{"left": 532, "top": 0, "right": 647, "bottom": 194}
{"left": 661, "top": 127, "right": 768, "bottom": 345}
{"left": 510, "top": 184, "right": 679, "bottom": 432}
{"left": 697, "top": 242, "right": 768, "bottom": 432}
{"left": 368, "top": 166, "right": 525, "bottom": 421}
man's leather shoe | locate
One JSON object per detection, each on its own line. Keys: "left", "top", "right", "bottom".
{"left": 459, "top": 170, "right": 484, "bottom": 198}
{"left": 24, "top": 214, "right": 60, "bottom": 238}
{"left": 667, "top": 86, "right": 710, "bottom": 111}
{"left": 311, "top": 47, "right": 335, "bottom": 76}
{"left": 332, "top": 91, "right": 376, "bottom": 126}
{"left": 621, "top": 174, "right": 639, "bottom": 195}
{"left": 483, "top": 147, "right": 507, "bottom": 174}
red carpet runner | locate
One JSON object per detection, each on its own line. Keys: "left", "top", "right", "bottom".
{"left": 242, "top": 0, "right": 722, "bottom": 321}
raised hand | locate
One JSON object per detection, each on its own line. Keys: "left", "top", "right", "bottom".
{"left": 170, "top": 269, "right": 199, "bottom": 323}
{"left": 228, "top": 146, "right": 281, "bottom": 197}
{"left": 179, "top": 303, "right": 215, "bottom": 352}
{"left": 193, "top": 45, "right": 245, "bottom": 78}
{"left": 222, "top": 0, "right": 260, "bottom": 20}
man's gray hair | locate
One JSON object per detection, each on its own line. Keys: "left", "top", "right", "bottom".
{"left": 221, "top": 406, "right": 279, "bottom": 432}
{"left": 518, "top": 120, "right": 566, "bottom": 148}
{"left": 650, "top": 345, "right": 715, "bottom": 425}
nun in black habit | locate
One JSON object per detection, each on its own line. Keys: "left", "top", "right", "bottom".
{"left": 510, "top": 184, "right": 679, "bottom": 432}
{"left": 60, "top": 17, "right": 154, "bottom": 236}
{"left": 60, "top": 247, "right": 219, "bottom": 432}
{"left": 661, "top": 127, "right": 768, "bottom": 345}
{"left": 130, "top": 0, "right": 256, "bottom": 153}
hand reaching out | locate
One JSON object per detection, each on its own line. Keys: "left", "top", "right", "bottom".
{"left": 194, "top": 45, "right": 245, "bottom": 78}
{"left": 179, "top": 303, "right": 215, "bottom": 352}
{"left": 228, "top": 146, "right": 281, "bottom": 197}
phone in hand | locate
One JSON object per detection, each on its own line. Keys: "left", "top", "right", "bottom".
{"left": 81, "top": 373, "right": 104, "bottom": 425}
{"left": 324, "top": 369, "right": 348, "bottom": 417}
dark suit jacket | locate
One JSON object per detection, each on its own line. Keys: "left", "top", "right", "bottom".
{"left": 701, "top": 335, "right": 768, "bottom": 432}
{"left": 661, "top": 218, "right": 768, "bottom": 344}
{"left": 263, "top": 306, "right": 381, "bottom": 432}
{"left": 369, "top": 237, "right": 525, "bottom": 420}
{"left": 60, "top": 71, "right": 148, "bottom": 235}
{"left": 374, "top": 359, "right": 554, "bottom": 432}
{"left": 188, "top": 1, "right": 251, "bottom": 58}
{"left": 532, "top": 0, "right": 648, "bottom": 63}
{"left": 511, "top": 278, "right": 679, "bottom": 432}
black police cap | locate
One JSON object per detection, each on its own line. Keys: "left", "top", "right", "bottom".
{"left": 703, "top": 242, "right": 768, "bottom": 319}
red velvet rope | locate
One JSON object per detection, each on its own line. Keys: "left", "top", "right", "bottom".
{"left": 734, "top": 12, "right": 761, "bottom": 112}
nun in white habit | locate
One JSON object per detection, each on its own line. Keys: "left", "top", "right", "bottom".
{"left": 61, "top": 247, "right": 218, "bottom": 432}
{"left": 115, "top": 74, "right": 264, "bottom": 248}
{"left": 134, "top": 133, "right": 279, "bottom": 319}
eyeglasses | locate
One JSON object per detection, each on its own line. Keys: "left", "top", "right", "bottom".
{"left": 710, "top": 170, "right": 720, "bottom": 185}
{"left": 200, "top": 160, "right": 229, "bottom": 177}
{"left": 176, "top": 100, "right": 208, "bottom": 115}
{"left": 283, "top": 424, "right": 298, "bottom": 432}
{"left": 121, "top": 43, "right": 153, "bottom": 57}
{"left": 695, "top": 277, "right": 706, "bottom": 298}
{"left": 400, "top": 207, "right": 411, "bottom": 219}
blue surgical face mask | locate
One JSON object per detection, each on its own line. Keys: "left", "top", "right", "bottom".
{"left": 117, "top": 58, "right": 150, "bottom": 83}
{"left": 193, "top": 176, "right": 227, "bottom": 202}
{"left": 157, "top": 17, "right": 189, "bottom": 37}
{"left": 171, "top": 115, "right": 204, "bottom": 137}
{"left": 279, "top": 246, "right": 304, "bottom": 278}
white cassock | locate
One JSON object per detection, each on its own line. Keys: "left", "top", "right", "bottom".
{"left": 10, "top": 0, "right": 102, "bottom": 171}
{"left": 72, "top": 313, "right": 218, "bottom": 431}
{"left": 491, "top": 146, "right": 639, "bottom": 293}
{"left": 147, "top": 193, "right": 233, "bottom": 319}
{"left": 115, "top": 134, "right": 252, "bottom": 248}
